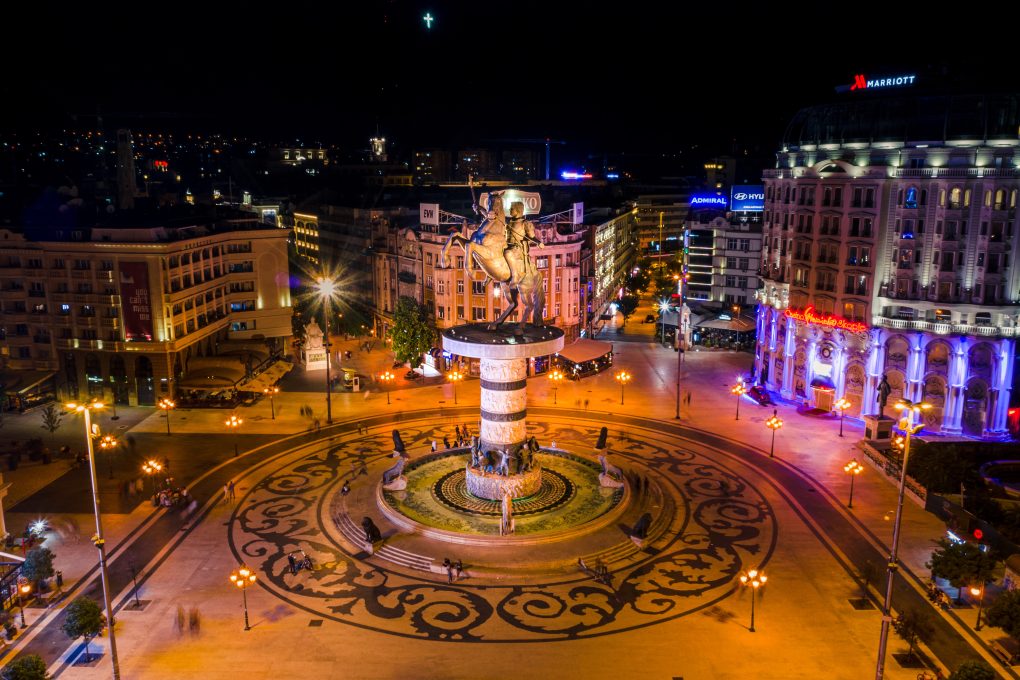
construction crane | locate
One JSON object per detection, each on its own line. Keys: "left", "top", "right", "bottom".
{"left": 483, "top": 138, "right": 567, "bottom": 180}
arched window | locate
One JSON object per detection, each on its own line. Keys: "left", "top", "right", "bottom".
{"left": 984, "top": 190, "right": 992, "bottom": 207}
{"left": 995, "top": 189, "right": 1006, "bottom": 210}
{"left": 949, "top": 187, "right": 962, "bottom": 209}
{"left": 85, "top": 353, "right": 103, "bottom": 398}
{"left": 964, "top": 189, "right": 972, "bottom": 207}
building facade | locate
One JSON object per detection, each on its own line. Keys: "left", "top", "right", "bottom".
{"left": 0, "top": 219, "right": 291, "bottom": 407}
{"left": 755, "top": 93, "right": 1020, "bottom": 438}
{"left": 634, "top": 194, "right": 688, "bottom": 258}
{"left": 687, "top": 212, "right": 763, "bottom": 306}
{"left": 589, "top": 208, "right": 639, "bottom": 329}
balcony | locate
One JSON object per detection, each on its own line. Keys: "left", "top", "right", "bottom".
{"left": 892, "top": 167, "right": 1020, "bottom": 179}
{"left": 873, "top": 316, "right": 1020, "bottom": 338}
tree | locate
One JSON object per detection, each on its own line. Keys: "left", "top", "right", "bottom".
{"left": 21, "top": 547, "right": 55, "bottom": 590}
{"left": 857, "top": 559, "right": 881, "bottom": 600}
{"left": 907, "top": 443, "right": 975, "bottom": 493}
{"left": 892, "top": 608, "right": 934, "bottom": 661}
{"left": 1, "top": 655, "right": 48, "bottom": 680}
{"left": 617, "top": 295, "right": 639, "bottom": 327}
{"left": 985, "top": 588, "right": 1020, "bottom": 640}
{"left": 39, "top": 405, "right": 62, "bottom": 445}
{"left": 949, "top": 660, "right": 996, "bottom": 680}
{"left": 61, "top": 597, "right": 105, "bottom": 662}
{"left": 926, "top": 538, "right": 997, "bottom": 602}
{"left": 391, "top": 296, "right": 435, "bottom": 366}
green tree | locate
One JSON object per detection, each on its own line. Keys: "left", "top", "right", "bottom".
{"left": 391, "top": 296, "right": 435, "bottom": 367}
{"left": 39, "top": 405, "right": 62, "bottom": 445}
{"left": 21, "top": 547, "right": 55, "bottom": 590}
{"left": 949, "top": 660, "right": 996, "bottom": 680}
{"left": 617, "top": 295, "right": 639, "bottom": 327}
{"left": 892, "top": 608, "right": 934, "bottom": 661}
{"left": 906, "top": 443, "right": 975, "bottom": 493}
{"left": 926, "top": 538, "right": 997, "bottom": 602}
{"left": 61, "top": 597, "right": 105, "bottom": 662}
{"left": 857, "top": 560, "right": 881, "bottom": 600}
{"left": 1, "top": 655, "right": 48, "bottom": 680}
{"left": 985, "top": 589, "right": 1020, "bottom": 640}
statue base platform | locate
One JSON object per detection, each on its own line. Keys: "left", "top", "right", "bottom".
{"left": 599, "top": 473, "right": 625, "bottom": 488}
{"left": 466, "top": 465, "right": 542, "bottom": 500}
{"left": 863, "top": 415, "right": 894, "bottom": 441}
{"left": 382, "top": 475, "right": 407, "bottom": 491}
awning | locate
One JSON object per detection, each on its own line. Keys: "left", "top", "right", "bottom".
{"left": 235, "top": 360, "right": 294, "bottom": 392}
{"left": 0, "top": 370, "right": 57, "bottom": 395}
{"left": 696, "top": 315, "right": 756, "bottom": 332}
{"left": 178, "top": 357, "right": 246, "bottom": 389}
{"left": 557, "top": 339, "right": 613, "bottom": 364}
{"left": 810, "top": 377, "right": 835, "bottom": 390}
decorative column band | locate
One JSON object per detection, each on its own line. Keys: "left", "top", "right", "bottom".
{"left": 480, "top": 408, "right": 527, "bottom": 422}
{"left": 480, "top": 378, "right": 528, "bottom": 391}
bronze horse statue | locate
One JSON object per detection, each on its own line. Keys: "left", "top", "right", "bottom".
{"left": 439, "top": 190, "right": 545, "bottom": 333}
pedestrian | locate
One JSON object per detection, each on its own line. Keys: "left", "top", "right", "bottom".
{"left": 443, "top": 436, "right": 451, "bottom": 449}
{"left": 584, "top": 399, "right": 589, "bottom": 410}
{"left": 358, "top": 421, "right": 365, "bottom": 435}
{"left": 455, "top": 425, "right": 462, "bottom": 441}
{"left": 431, "top": 440, "right": 438, "bottom": 453}
{"left": 223, "top": 483, "right": 230, "bottom": 503}
{"left": 551, "top": 440, "right": 557, "bottom": 449}
{"left": 163, "top": 456, "right": 171, "bottom": 472}
{"left": 287, "top": 553, "right": 297, "bottom": 575}
{"left": 686, "top": 391, "right": 692, "bottom": 406}
{"left": 454, "top": 559, "right": 463, "bottom": 581}
{"left": 462, "top": 424, "right": 470, "bottom": 438}
{"left": 175, "top": 604, "right": 185, "bottom": 634}
{"left": 443, "top": 557, "right": 453, "bottom": 583}
{"left": 228, "top": 480, "right": 236, "bottom": 501}
{"left": 188, "top": 607, "right": 201, "bottom": 634}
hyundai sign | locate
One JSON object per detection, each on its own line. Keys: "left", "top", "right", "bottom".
{"left": 690, "top": 194, "right": 727, "bottom": 208}
{"left": 730, "top": 185, "right": 765, "bottom": 212}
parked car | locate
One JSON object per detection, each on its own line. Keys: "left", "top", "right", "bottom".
{"left": 748, "top": 385, "right": 772, "bottom": 406}
{"left": 643, "top": 314, "right": 656, "bottom": 323}
{"left": 404, "top": 370, "right": 421, "bottom": 380}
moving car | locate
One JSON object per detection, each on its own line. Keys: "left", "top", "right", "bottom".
{"left": 644, "top": 314, "right": 656, "bottom": 323}
{"left": 404, "top": 370, "right": 421, "bottom": 380}
{"left": 748, "top": 385, "right": 772, "bottom": 406}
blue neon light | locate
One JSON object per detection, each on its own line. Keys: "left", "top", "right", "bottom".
{"left": 690, "top": 194, "right": 728, "bottom": 207}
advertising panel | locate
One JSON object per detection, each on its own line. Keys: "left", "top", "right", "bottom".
{"left": 119, "top": 262, "right": 154, "bottom": 342}
{"left": 730, "top": 185, "right": 765, "bottom": 212}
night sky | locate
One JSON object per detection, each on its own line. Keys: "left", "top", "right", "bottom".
{"left": 5, "top": 2, "right": 1017, "bottom": 155}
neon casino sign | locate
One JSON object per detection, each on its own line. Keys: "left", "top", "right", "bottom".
{"left": 784, "top": 306, "right": 868, "bottom": 333}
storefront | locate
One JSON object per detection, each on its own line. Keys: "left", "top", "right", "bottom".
{"left": 0, "top": 370, "right": 57, "bottom": 412}
{"left": 555, "top": 338, "right": 614, "bottom": 379}
{"left": 692, "top": 314, "right": 756, "bottom": 350}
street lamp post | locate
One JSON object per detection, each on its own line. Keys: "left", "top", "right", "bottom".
{"left": 731, "top": 379, "right": 748, "bottom": 420}
{"left": 98, "top": 434, "right": 117, "bottom": 480}
{"left": 229, "top": 564, "right": 257, "bottom": 631}
{"left": 263, "top": 386, "right": 279, "bottom": 420}
{"left": 834, "top": 397, "right": 852, "bottom": 438}
{"left": 738, "top": 568, "right": 767, "bottom": 633}
{"left": 314, "top": 277, "right": 338, "bottom": 425}
{"left": 971, "top": 585, "right": 985, "bottom": 631}
{"left": 379, "top": 371, "right": 394, "bottom": 405}
{"left": 225, "top": 415, "right": 243, "bottom": 457}
{"left": 142, "top": 460, "right": 163, "bottom": 494}
{"left": 875, "top": 398, "right": 932, "bottom": 680}
{"left": 65, "top": 401, "right": 121, "bottom": 680}
{"left": 447, "top": 369, "right": 464, "bottom": 405}
{"left": 658, "top": 300, "right": 669, "bottom": 346}
{"left": 16, "top": 579, "right": 30, "bottom": 628}
{"left": 615, "top": 370, "right": 631, "bottom": 406}
{"left": 844, "top": 458, "right": 864, "bottom": 508}
{"left": 158, "top": 398, "right": 175, "bottom": 436}
{"left": 548, "top": 369, "right": 564, "bottom": 405}
{"left": 764, "top": 409, "right": 783, "bottom": 458}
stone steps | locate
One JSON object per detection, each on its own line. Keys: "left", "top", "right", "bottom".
{"left": 333, "top": 506, "right": 436, "bottom": 572}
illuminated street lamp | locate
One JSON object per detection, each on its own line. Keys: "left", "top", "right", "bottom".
{"left": 158, "top": 398, "right": 175, "bottom": 436}
{"left": 225, "top": 415, "right": 243, "bottom": 457}
{"left": 615, "top": 370, "right": 632, "bottom": 406}
{"left": 658, "top": 299, "right": 670, "bottom": 345}
{"left": 16, "top": 579, "right": 30, "bottom": 628}
{"left": 142, "top": 459, "right": 163, "bottom": 494}
{"left": 738, "top": 567, "right": 767, "bottom": 633}
{"left": 228, "top": 564, "right": 258, "bottom": 631}
{"left": 971, "top": 585, "right": 986, "bottom": 631}
{"left": 548, "top": 369, "right": 564, "bottom": 405}
{"left": 98, "top": 433, "right": 117, "bottom": 479}
{"left": 379, "top": 371, "right": 394, "bottom": 405}
{"left": 65, "top": 401, "right": 121, "bottom": 679}
{"left": 764, "top": 409, "right": 783, "bottom": 458}
{"left": 875, "top": 397, "right": 932, "bottom": 680}
{"left": 314, "top": 276, "right": 338, "bottom": 425}
{"left": 731, "top": 379, "right": 748, "bottom": 420}
{"left": 834, "top": 397, "right": 852, "bottom": 438}
{"left": 263, "top": 385, "right": 280, "bottom": 420}
{"left": 843, "top": 458, "right": 864, "bottom": 508}
{"left": 447, "top": 369, "right": 464, "bottom": 405}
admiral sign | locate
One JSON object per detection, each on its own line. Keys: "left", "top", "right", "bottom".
{"left": 730, "top": 185, "right": 765, "bottom": 212}
{"left": 690, "top": 194, "right": 727, "bottom": 208}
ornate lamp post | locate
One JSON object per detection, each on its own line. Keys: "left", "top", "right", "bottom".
{"left": 764, "top": 409, "right": 783, "bottom": 458}
{"left": 548, "top": 369, "right": 564, "bottom": 405}
{"left": 263, "top": 386, "right": 279, "bottom": 420}
{"left": 314, "top": 276, "right": 338, "bottom": 425}
{"left": 834, "top": 397, "right": 852, "bottom": 438}
{"left": 970, "top": 585, "right": 986, "bottom": 631}
{"left": 447, "top": 369, "right": 464, "bottom": 405}
{"left": 843, "top": 458, "right": 864, "bottom": 508}
{"left": 16, "top": 579, "right": 30, "bottom": 628}
{"left": 98, "top": 434, "right": 117, "bottom": 479}
{"left": 158, "top": 398, "right": 175, "bottom": 436}
{"left": 379, "top": 371, "right": 394, "bottom": 405}
{"left": 738, "top": 567, "right": 767, "bottom": 633}
{"left": 142, "top": 459, "right": 163, "bottom": 494}
{"left": 229, "top": 564, "right": 257, "bottom": 631}
{"left": 225, "top": 415, "right": 243, "bottom": 457}
{"left": 731, "top": 379, "right": 748, "bottom": 420}
{"left": 875, "top": 397, "right": 932, "bottom": 680}
{"left": 65, "top": 400, "right": 121, "bottom": 679}
{"left": 615, "top": 370, "right": 632, "bottom": 406}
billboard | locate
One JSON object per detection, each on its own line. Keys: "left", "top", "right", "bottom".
{"left": 480, "top": 190, "right": 541, "bottom": 215}
{"left": 420, "top": 203, "right": 440, "bottom": 226}
{"left": 119, "top": 262, "right": 154, "bottom": 342}
{"left": 572, "top": 202, "right": 584, "bottom": 225}
{"left": 730, "top": 185, "right": 765, "bottom": 212}
{"left": 690, "top": 194, "right": 727, "bottom": 208}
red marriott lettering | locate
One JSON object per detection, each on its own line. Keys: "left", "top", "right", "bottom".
{"left": 784, "top": 306, "right": 868, "bottom": 333}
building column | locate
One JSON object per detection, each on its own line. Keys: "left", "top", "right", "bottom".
{"left": 862, "top": 328, "right": 886, "bottom": 417}
{"left": 479, "top": 357, "right": 528, "bottom": 452}
{"left": 987, "top": 338, "right": 1015, "bottom": 435}
{"left": 804, "top": 339, "right": 818, "bottom": 405}
{"left": 781, "top": 318, "right": 796, "bottom": 399}
{"left": 833, "top": 344, "right": 848, "bottom": 400}
{"left": 942, "top": 338, "right": 967, "bottom": 434}
{"left": 905, "top": 333, "right": 925, "bottom": 402}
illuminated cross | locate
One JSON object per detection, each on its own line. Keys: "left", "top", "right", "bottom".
{"left": 423, "top": 12, "right": 434, "bottom": 29}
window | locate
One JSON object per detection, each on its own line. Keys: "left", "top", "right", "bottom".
{"left": 949, "top": 187, "right": 962, "bottom": 209}
{"left": 904, "top": 186, "right": 918, "bottom": 209}
{"left": 739, "top": 239, "right": 751, "bottom": 251}
{"left": 978, "top": 253, "right": 985, "bottom": 267}
{"left": 471, "top": 306, "right": 486, "bottom": 321}
{"left": 74, "top": 259, "right": 90, "bottom": 270}
{"left": 80, "top": 305, "right": 95, "bottom": 317}
{"left": 471, "top": 281, "right": 485, "bottom": 295}
{"left": 426, "top": 275, "right": 433, "bottom": 290}
{"left": 456, "top": 280, "right": 465, "bottom": 294}
{"left": 437, "top": 281, "right": 446, "bottom": 295}
{"left": 229, "top": 301, "right": 255, "bottom": 312}
{"left": 437, "top": 306, "right": 445, "bottom": 320}
{"left": 426, "top": 253, "right": 433, "bottom": 266}
{"left": 725, "top": 275, "right": 736, "bottom": 287}
{"left": 457, "top": 305, "right": 465, "bottom": 319}
{"left": 536, "top": 257, "right": 549, "bottom": 269}
{"left": 739, "top": 258, "right": 749, "bottom": 270}
{"left": 726, "top": 257, "right": 737, "bottom": 269}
